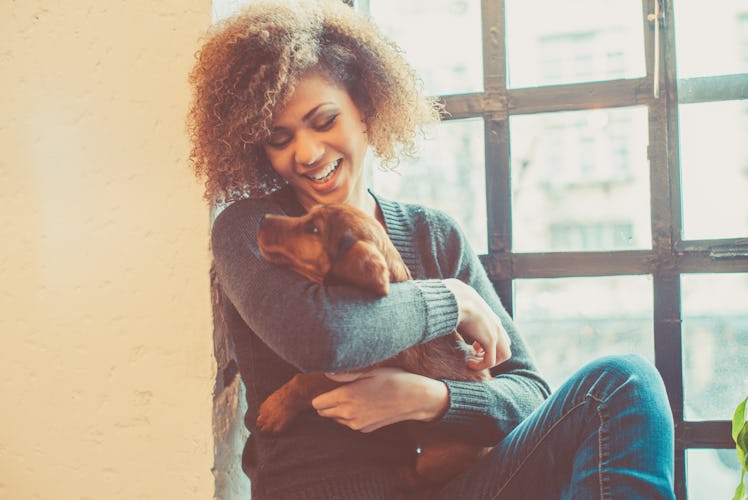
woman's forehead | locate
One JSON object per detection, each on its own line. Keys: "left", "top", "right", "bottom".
{"left": 273, "top": 73, "right": 355, "bottom": 122}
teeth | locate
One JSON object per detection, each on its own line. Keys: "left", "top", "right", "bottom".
{"left": 307, "top": 160, "right": 340, "bottom": 182}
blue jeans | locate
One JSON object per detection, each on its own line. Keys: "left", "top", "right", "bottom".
{"left": 433, "top": 354, "right": 675, "bottom": 500}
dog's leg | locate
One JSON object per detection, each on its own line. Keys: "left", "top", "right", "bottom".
{"left": 256, "top": 373, "right": 340, "bottom": 433}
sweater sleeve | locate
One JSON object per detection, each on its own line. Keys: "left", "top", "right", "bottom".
{"left": 427, "top": 210, "right": 551, "bottom": 445}
{"left": 210, "top": 197, "right": 459, "bottom": 373}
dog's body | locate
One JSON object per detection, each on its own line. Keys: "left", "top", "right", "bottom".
{"left": 256, "top": 203, "right": 492, "bottom": 490}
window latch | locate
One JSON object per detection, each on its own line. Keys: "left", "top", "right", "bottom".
{"left": 648, "top": 0, "right": 664, "bottom": 99}
{"left": 709, "top": 240, "right": 748, "bottom": 260}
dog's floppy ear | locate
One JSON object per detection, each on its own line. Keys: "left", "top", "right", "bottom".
{"left": 328, "top": 238, "right": 390, "bottom": 297}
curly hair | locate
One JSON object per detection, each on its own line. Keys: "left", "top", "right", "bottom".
{"left": 187, "top": 0, "right": 442, "bottom": 202}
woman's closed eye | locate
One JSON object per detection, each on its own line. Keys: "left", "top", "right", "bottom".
{"left": 266, "top": 114, "right": 337, "bottom": 149}
{"left": 267, "top": 130, "right": 292, "bottom": 149}
{"left": 312, "top": 113, "right": 338, "bottom": 131}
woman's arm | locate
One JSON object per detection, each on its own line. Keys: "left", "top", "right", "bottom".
{"left": 310, "top": 203, "right": 550, "bottom": 445}
{"left": 430, "top": 208, "right": 551, "bottom": 444}
{"left": 210, "top": 197, "right": 460, "bottom": 373}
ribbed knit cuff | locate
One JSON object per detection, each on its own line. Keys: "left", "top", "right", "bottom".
{"left": 439, "top": 379, "right": 491, "bottom": 425}
{"left": 412, "top": 279, "right": 459, "bottom": 342}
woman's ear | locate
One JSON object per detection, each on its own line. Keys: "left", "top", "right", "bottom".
{"left": 328, "top": 240, "right": 390, "bottom": 296}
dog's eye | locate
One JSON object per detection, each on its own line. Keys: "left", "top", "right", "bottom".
{"left": 302, "top": 220, "right": 319, "bottom": 234}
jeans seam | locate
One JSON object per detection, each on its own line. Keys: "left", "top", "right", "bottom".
{"left": 595, "top": 395, "right": 611, "bottom": 500}
{"left": 490, "top": 397, "right": 589, "bottom": 500}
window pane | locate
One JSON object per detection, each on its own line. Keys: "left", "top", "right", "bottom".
{"left": 511, "top": 107, "right": 651, "bottom": 252}
{"left": 686, "top": 449, "right": 741, "bottom": 500}
{"left": 679, "top": 101, "right": 748, "bottom": 240}
{"left": 368, "top": 0, "right": 483, "bottom": 96}
{"left": 514, "top": 276, "right": 654, "bottom": 390}
{"left": 368, "top": 118, "right": 487, "bottom": 253}
{"left": 505, "top": 0, "right": 645, "bottom": 88}
{"left": 682, "top": 273, "right": 748, "bottom": 421}
{"left": 674, "top": 1, "right": 748, "bottom": 78}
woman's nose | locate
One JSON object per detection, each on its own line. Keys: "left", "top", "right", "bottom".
{"left": 294, "top": 132, "right": 325, "bottom": 167}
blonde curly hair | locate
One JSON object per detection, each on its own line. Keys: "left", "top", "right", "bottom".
{"left": 187, "top": 0, "right": 441, "bottom": 202}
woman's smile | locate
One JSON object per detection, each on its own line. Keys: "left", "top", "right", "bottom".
{"left": 304, "top": 158, "right": 342, "bottom": 185}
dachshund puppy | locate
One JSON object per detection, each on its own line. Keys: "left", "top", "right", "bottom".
{"left": 256, "top": 203, "right": 492, "bottom": 490}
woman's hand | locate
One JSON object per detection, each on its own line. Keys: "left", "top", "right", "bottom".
{"left": 311, "top": 368, "right": 449, "bottom": 433}
{"left": 444, "top": 278, "right": 512, "bottom": 371}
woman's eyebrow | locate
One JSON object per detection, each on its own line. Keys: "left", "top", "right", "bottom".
{"left": 302, "top": 102, "right": 334, "bottom": 122}
{"left": 270, "top": 102, "right": 336, "bottom": 132}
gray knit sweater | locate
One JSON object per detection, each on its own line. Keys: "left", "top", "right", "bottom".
{"left": 210, "top": 187, "right": 550, "bottom": 499}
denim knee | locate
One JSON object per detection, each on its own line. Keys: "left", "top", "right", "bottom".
{"left": 582, "top": 354, "right": 672, "bottom": 420}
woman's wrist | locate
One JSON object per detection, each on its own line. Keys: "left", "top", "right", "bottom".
{"left": 443, "top": 278, "right": 468, "bottom": 323}
{"left": 443, "top": 278, "right": 481, "bottom": 326}
{"left": 409, "top": 374, "right": 449, "bottom": 422}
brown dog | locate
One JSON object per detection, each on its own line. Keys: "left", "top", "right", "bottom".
{"left": 255, "top": 203, "right": 492, "bottom": 490}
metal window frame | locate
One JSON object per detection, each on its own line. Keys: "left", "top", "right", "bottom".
{"left": 356, "top": 0, "right": 748, "bottom": 498}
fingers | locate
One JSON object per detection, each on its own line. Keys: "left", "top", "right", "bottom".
{"left": 480, "top": 338, "right": 497, "bottom": 370}
{"left": 311, "top": 390, "right": 337, "bottom": 412}
{"left": 472, "top": 297, "right": 512, "bottom": 369}
{"left": 468, "top": 351, "right": 494, "bottom": 371}
{"left": 468, "top": 324, "right": 512, "bottom": 371}
{"left": 311, "top": 368, "right": 418, "bottom": 433}
{"left": 312, "top": 394, "right": 379, "bottom": 432}
{"left": 445, "top": 278, "right": 513, "bottom": 370}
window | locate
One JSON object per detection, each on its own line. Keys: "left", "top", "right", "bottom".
{"left": 360, "top": 1, "right": 748, "bottom": 498}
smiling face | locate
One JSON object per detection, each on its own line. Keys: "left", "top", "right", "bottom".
{"left": 263, "top": 72, "right": 371, "bottom": 213}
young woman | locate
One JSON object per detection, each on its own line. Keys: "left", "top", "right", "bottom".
{"left": 188, "top": 1, "right": 675, "bottom": 498}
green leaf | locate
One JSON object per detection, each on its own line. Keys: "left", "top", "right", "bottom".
{"left": 733, "top": 477, "right": 745, "bottom": 500}
{"left": 734, "top": 397, "right": 747, "bottom": 443}
{"left": 734, "top": 397, "right": 748, "bottom": 500}
{"left": 739, "top": 423, "right": 748, "bottom": 470}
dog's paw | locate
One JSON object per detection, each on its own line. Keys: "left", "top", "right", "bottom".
{"left": 256, "top": 394, "right": 295, "bottom": 434}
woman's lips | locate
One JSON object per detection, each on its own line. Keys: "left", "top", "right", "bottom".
{"left": 303, "top": 159, "right": 341, "bottom": 188}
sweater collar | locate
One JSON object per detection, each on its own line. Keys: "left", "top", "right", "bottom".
{"left": 367, "top": 189, "right": 419, "bottom": 278}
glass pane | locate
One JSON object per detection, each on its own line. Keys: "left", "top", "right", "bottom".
{"left": 679, "top": 101, "right": 748, "bottom": 240}
{"left": 368, "top": 118, "right": 487, "bottom": 253}
{"left": 368, "top": 0, "right": 483, "bottom": 96}
{"left": 506, "top": 0, "right": 645, "bottom": 88}
{"left": 511, "top": 107, "right": 651, "bottom": 252}
{"left": 514, "top": 276, "right": 654, "bottom": 390}
{"left": 211, "top": 0, "right": 245, "bottom": 21}
{"left": 682, "top": 273, "right": 748, "bottom": 421}
{"left": 674, "top": 1, "right": 748, "bottom": 79}
{"left": 686, "top": 449, "right": 742, "bottom": 500}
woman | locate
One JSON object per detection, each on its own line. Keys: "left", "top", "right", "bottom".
{"left": 188, "top": 1, "right": 675, "bottom": 498}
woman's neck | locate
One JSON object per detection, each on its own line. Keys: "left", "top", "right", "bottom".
{"left": 295, "top": 184, "right": 378, "bottom": 219}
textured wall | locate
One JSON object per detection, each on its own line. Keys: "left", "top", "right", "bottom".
{"left": 0, "top": 1, "right": 215, "bottom": 498}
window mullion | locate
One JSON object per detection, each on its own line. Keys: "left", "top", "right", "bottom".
{"left": 481, "top": 0, "right": 514, "bottom": 310}
{"left": 656, "top": 0, "right": 688, "bottom": 497}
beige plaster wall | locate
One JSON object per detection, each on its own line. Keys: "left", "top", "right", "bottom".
{"left": 1, "top": 1, "right": 216, "bottom": 498}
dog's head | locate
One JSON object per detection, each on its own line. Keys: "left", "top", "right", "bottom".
{"left": 257, "top": 204, "right": 410, "bottom": 296}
